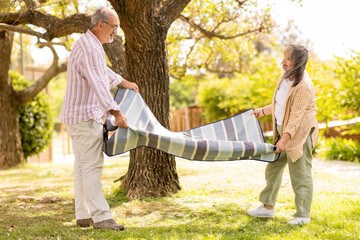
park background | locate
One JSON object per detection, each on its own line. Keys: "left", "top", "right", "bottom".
{"left": 1, "top": 0, "right": 360, "bottom": 239}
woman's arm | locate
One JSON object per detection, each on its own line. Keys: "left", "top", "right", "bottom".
{"left": 251, "top": 104, "right": 272, "bottom": 119}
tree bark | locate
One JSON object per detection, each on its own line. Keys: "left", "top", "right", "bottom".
{"left": 121, "top": 10, "right": 182, "bottom": 200}
{"left": 0, "top": 11, "right": 90, "bottom": 41}
{"left": 0, "top": 31, "right": 24, "bottom": 169}
{"left": 104, "top": 35, "right": 129, "bottom": 79}
{"left": 108, "top": 0, "right": 190, "bottom": 199}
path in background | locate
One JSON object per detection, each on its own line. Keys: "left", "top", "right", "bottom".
{"left": 176, "top": 157, "right": 360, "bottom": 195}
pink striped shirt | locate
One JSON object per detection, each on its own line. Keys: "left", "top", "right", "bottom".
{"left": 59, "top": 30, "right": 123, "bottom": 125}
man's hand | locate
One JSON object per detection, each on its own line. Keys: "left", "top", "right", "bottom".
{"left": 110, "top": 110, "right": 128, "bottom": 128}
{"left": 128, "top": 82, "right": 139, "bottom": 92}
{"left": 115, "top": 113, "right": 128, "bottom": 128}
{"left": 118, "top": 79, "right": 139, "bottom": 92}
{"left": 274, "top": 132, "right": 291, "bottom": 153}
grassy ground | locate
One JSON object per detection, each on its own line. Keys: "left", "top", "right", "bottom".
{"left": 0, "top": 156, "right": 359, "bottom": 240}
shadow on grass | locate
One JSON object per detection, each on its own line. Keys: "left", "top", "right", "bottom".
{"left": 2, "top": 160, "right": 360, "bottom": 239}
{"left": 0, "top": 205, "right": 290, "bottom": 240}
{"left": 2, "top": 197, "right": 359, "bottom": 239}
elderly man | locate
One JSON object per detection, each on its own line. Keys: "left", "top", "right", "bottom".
{"left": 59, "top": 7, "right": 138, "bottom": 230}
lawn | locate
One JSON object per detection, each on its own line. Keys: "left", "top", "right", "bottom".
{"left": 0, "top": 155, "right": 359, "bottom": 240}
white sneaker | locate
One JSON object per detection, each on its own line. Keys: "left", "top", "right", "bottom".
{"left": 246, "top": 204, "right": 275, "bottom": 218}
{"left": 288, "top": 217, "right": 310, "bottom": 225}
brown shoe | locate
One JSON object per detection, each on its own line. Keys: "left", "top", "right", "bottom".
{"left": 93, "top": 219, "right": 125, "bottom": 231}
{"left": 76, "top": 218, "right": 93, "bottom": 227}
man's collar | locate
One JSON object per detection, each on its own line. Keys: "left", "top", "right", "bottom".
{"left": 87, "top": 29, "right": 102, "bottom": 47}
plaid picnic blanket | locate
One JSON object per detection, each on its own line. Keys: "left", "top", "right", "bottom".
{"left": 103, "top": 89, "right": 279, "bottom": 162}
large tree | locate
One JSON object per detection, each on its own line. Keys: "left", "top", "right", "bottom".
{"left": 1, "top": 0, "right": 272, "bottom": 200}
{"left": 108, "top": 0, "right": 273, "bottom": 199}
{"left": 107, "top": 0, "right": 192, "bottom": 199}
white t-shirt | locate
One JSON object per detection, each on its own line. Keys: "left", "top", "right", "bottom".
{"left": 275, "top": 78, "right": 293, "bottom": 126}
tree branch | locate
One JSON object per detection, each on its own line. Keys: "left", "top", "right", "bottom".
{"left": 235, "top": 0, "right": 247, "bottom": 7}
{"left": 36, "top": 40, "right": 66, "bottom": 48}
{"left": 15, "top": 43, "right": 67, "bottom": 106}
{"left": 171, "top": 38, "right": 200, "bottom": 79}
{"left": 0, "top": 10, "right": 90, "bottom": 40}
{"left": 179, "top": 14, "right": 265, "bottom": 40}
{"left": 23, "top": 0, "right": 41, "bottom": 11}
{"left": 0, "top": 23, "right": 45, "bottom": 38}
{"left": 160, "top": 0, "right": 191, "bottom": 30}
{"left": 205, "top": 65, "right": 242, "bottom": 74}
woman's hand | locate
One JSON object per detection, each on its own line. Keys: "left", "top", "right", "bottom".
{"left": 274, "top": 139, "right": 286, "bottom": 153}
{"left": 250, "top": 108, "right": 264, "bottom": 119}
{"left": 274, "top": 133, "right": 291, "bottom": 153}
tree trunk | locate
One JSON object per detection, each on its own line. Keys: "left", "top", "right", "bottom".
{"left": 0, "top": 92, "right": 24, "bottom": 169}
{"left": 104, "top": 35, "right": 129, "bottom": 79}
{"left": 0, "top": 31, "right": 24, "bottom": 169}
{"left": 112, "top": 2, "right": 181, "bottom": 199}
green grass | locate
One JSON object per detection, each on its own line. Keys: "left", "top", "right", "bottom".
{"left": 1, "top": 156, "right": 360, "bottom": 239}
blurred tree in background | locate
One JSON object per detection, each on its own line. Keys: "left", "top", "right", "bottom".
{"left": 10, "top": 71, "right": 52, "bottom": 159}
{"left": 170, "top": 77, "right": 197, "bottom": 110}
{"left": 335, "top": 52, "right": 360, "bottom": 114}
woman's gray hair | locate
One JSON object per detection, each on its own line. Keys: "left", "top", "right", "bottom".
{"left": 282, "top": 43, "right": 309, "bottom": 86}
{"left": 89, "top": 7, "right": 116, "bottom": 29}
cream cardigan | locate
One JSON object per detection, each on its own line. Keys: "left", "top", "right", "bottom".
{"left": 271, "top": 72, "right": 319, "bottom": 162}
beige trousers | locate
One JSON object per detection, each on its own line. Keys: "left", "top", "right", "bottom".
{"left": 66, "top": 120, "right": 112, "bottom": 223}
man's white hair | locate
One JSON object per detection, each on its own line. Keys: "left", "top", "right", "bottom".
{"left": 89, "top": 7, "right": 117, "bottom": 29}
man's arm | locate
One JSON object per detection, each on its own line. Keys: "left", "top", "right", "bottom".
{"left": 107, "top": 67, "right": 123, "bottom": 88}
{"left": 81, "top": 52, "right": 120, "bottom": 113}
{"left": 106, "top": 68, "right": 139, "bottom": 128}
{"left": 81, "top": 52, "right": 129, "bottom": 128}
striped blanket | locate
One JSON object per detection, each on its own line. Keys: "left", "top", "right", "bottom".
{"left": 103, "top": 89, "right": 279, "bottom": 162}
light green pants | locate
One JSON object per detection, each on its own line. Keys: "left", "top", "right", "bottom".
{"left": 259, "top": 125, "right": 313, "bottom": 218}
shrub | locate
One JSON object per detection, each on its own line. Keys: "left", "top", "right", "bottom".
{"left": 198, "top": 77, "right": 234, "bottom": 122}
{"left": 170, "top": 77, "right": 196, "bottom": 110}
{"left": 10, "top": 71, "right": 53, "bottom": 159}
{"left": 197, "top": 54, "right": 280, "bottom": 123}
{"left": 323, "top": 137, "right": 360, "bottom": 163}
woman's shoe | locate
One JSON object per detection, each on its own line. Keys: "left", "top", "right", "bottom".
{"left": 288, "top": 217, "right": 310, "bottom": 225}
{"left": 246, "top": 204, "right": 275, "bottom": 218}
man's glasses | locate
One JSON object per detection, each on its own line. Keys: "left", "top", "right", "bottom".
{"left": 102, "top": 21, "right": 118, "bottom": 31}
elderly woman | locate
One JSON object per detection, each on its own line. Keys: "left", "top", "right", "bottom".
{"left": 247, "top": 43, "right": 319, "bottom": 225}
